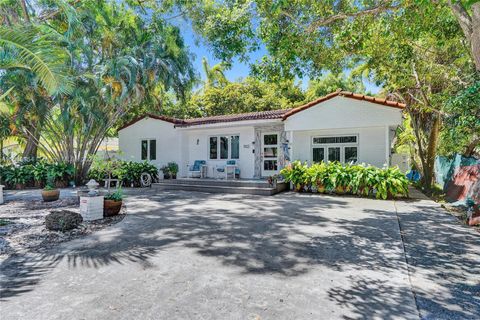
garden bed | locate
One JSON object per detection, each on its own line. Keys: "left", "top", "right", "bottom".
{"left": 0, "top": 198, "right": 125, "bottom": 256}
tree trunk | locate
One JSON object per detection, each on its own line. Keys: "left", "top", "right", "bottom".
{"left": 422, "top": 115, "right": 441, "bottom": 194}
{"left": 464, "top": 137, "right": 480, "bottom": 157}
{"left": 22, "top": 127, "right": 40, "bottom": 160}
{"left": 472, "top": 3, "right": 480, "bottom": 72}
{"left": 449, "top": 1, "right": 480, "bottom": 72}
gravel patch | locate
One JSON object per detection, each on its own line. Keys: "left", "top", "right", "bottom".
{"left": 0, "top": 198, "right": 125, "bottom": 256}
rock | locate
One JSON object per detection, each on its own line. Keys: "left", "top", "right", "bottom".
{"left": 45, "top": 210, "right": 83, "bottom": 231}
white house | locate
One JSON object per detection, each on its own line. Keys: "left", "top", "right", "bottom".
{"left": 118, "top": 91, "right": 405, "bottom": 179}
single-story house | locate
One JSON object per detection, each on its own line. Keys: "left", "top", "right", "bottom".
{"left": 118, "top": 90, "right": 405, "bottom": 179}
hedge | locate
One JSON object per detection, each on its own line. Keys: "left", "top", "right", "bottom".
{"left": 280, "top": 161, "right": 409, "bottom": 199}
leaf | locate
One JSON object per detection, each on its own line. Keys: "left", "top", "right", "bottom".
{"left": 0, "top": 25, "right": 72, "bottom": 95}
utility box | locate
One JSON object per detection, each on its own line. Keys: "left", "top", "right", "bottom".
{"left": 0, "top": 185, "right": 4, "bottom": 204}
{"left": 80, "top": 196, "right": 104, "bottom": 221}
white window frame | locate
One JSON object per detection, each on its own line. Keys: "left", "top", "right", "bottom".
{"left": 141, "top": 138, "right": 156, "bottom": 161}
{"left": 311, "top": 134, "right": 359, "bottom": 164}
{"left": 208, "top": 134, "right": 240, "bottom": 160}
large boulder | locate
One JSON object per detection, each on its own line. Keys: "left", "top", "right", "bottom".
{"left": 45, "top": 210, "right": 83, "bottom": 231}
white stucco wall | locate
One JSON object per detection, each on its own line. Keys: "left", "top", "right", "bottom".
{"left": 179, "top": 126, "right": 256, "bottom": 178}
{"left": 290, "top": 127, "right": 389, "bottom": 167}
{"left": 284, "top": 96, "right": 402, "bottom": 131}
{"left": 118, "top": 117, "right": 181, "bottom": 170}
{"left": 285, "top": 96, "right": 403, "bottom": 167}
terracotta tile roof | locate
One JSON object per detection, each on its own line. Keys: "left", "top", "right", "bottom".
{"left": 117, "top": 114, "right": 182, "bottom": 131}
{"left": 176, "top": 109, "right": 290, "bottom": 127}
{"left": 118, "top": 91, "right": 405, "bottom": 130}
{"left": 281, "top": 90, "right": 406, "bottom": 119}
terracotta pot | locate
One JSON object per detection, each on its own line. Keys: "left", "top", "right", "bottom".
{"left": 42, "top": 189, "right": 60, "bottom": 202}
{"left": 104, "top": 199, "right": 122, "bottom": 217}
{"left": 295, "top": 184, "right": 303, "bottom": 192}
{"left": 316, "top": 184, "right": 325, "bottom": 193}
{"left": 335, "top": 186, "right": 346, "bottom": 194}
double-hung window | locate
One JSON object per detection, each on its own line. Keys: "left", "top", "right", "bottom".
{"left": 141, "top": 139, "right": 156, "bottom": 160}
{"left": 209, "top": 135, "right": 240, "bottom": 160}
{"left": 312, "top": 135, "right": 358, "bottom": 164}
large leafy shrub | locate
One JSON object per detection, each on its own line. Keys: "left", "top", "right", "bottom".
{"left": 280, "top": 161, "right": 409, "bottom": 199}
{"left": 88, "top": 159, "right": 158, "bottom": 187}
{"left": 0, "top": 159, "right": 74, "bottom": 189}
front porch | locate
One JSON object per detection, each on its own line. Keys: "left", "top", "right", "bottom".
{"left": 153, "top": 178, "right": 288, "bottom": 196}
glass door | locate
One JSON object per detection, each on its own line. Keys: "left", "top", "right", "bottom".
{"left": 261, "top": 133, "right": 279, "bottom": 176}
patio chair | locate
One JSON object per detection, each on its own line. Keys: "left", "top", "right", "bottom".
{"left": 188, "top": 160, "right": 206, "bottom": 178}
{"left": 215, "top": 160, "right": 240, "bottom": 179}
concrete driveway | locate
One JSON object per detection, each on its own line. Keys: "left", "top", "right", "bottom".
{"left": 1, "top": 191, "right": 479, "bottom": 319}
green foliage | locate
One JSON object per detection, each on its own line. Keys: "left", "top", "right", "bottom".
{"left": 161, "top": 162, "right": 179, "bottom": 177}
{"left": 439, "top": 79, "right": 480, "bottom": 156}
{"left": 183, "top": 77, "right": 305, "bottom": 117}
{"left": 0, "top": 25, "right": 72, "bottom": 95}
{"left": 280, "top": 161, "right": 409, "bottom": 199}
{"left": 105, "top": 188, "right": 123, "bottom": 201}
{"left": 88, "top": 159, "right": 159, "bottom": 187}
{"left": 0, "top": 159, "right": 73, "bottom": 189}
{"left": 304, "top": 73, "right": 366, "bottom": 101}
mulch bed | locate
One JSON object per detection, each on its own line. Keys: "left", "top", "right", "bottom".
{"left": 0, "top": 197, "right": 126, "bottom": 256}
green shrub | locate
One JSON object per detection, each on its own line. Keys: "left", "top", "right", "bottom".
{"left": 88, "top": 159, "right": 158, "bottom": 187}
{"left": 0, "top": 159, "right": 74, "bottom": 189}
{"left": 280, "top": 162, "right": 409, "bottom": 199}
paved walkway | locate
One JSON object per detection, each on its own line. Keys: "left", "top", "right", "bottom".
{"left": 1, "top": 191, "right": 478, "bottom": 319}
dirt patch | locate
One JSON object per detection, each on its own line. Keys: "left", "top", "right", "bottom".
{"left": 0, "top": 197, "right": 125, "bottom": 256}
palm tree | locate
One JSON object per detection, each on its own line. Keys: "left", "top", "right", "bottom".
{"left": 0, "top": 25, "right": 72, "bottom": 95}
{"left": 201, "top": 57, "right": 229, "bottom": 89}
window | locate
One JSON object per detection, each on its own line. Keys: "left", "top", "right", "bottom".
{"left": 209, "top": 135, "right": 240, "bottom": 159}
{"left": 264, "top": 134, "right": 278, "bottom": 145}
{"left": 149, "top": 140, "right": 156, "bottom": 160}
{"left": 312, "top": 147, "right": 325, "bottom": 163}
{"left": 313, "top": 136, "right": 357, "bottom": 144}
{"left": 328, "top": 147, "right": 341, "bottom": 162}
{"left": 141, "top": 139, "right": 156, "bottom": 160}
{"left": 209, "top": 137, "right": 218, "bottom": 159}
{"left": 345, "top": 147, "right": 358, "bottom": 163}
{"left": 312, "top": 135, "right": 358, "bottom": 163}
{"left": 230, "top": 136, "right": 239, "bottom": 159}
{"left": 220, "top": 136, "right": 229, "bottom": 159}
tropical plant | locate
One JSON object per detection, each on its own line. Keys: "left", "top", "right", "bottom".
{"left": 104, "top": 188, "right": 123, "bottom": 201}
{"left": 281, "top": 162, "right": 409, "bottom": 199}
{"left": 0, "top": 25, "right": 72, "bottom": 95}
{"left": 280, "top": 161, "right": 308, "bottom": 191}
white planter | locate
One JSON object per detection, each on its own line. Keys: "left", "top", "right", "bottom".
{"left": 0, "top": 185, "right": 4, "bottom": 204}
{"left": 80, "top": 196, "right": 104, "bottom": 221}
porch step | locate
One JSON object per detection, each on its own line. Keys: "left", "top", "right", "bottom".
{"left": 156, "top": 178, "right": 273, "bottom": 188}
{"left": 152, "top": 179, "right": 287, "bottom": 196}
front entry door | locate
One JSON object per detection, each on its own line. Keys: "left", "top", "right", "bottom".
{"left": 261, "top": 133, "right": 279, "bottom": 176}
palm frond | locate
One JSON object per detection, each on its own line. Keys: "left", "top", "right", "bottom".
{"left": 0, "top": 25, "right": 72, "bottom": 95}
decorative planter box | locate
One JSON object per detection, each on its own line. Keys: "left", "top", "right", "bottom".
{"left": 79, "top": 196, "right": 104, "bottom": 221}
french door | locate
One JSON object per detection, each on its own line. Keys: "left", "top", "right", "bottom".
{"left": 261, "top": 133, "right": 279, "bottom": 176}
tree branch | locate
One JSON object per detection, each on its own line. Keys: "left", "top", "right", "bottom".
{"left": 306, "top": 2, "right": 401, "bottom": 32}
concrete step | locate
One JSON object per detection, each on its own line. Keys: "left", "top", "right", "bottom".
{"left": 152, "top": 182, "right": 279, "bottom": 196}
{"left": 155, "top": 178, "right": 276, "bottom": 189}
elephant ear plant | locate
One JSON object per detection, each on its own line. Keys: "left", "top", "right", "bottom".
{"left": 280, "top": 161, "right": 308, "bottom": 192}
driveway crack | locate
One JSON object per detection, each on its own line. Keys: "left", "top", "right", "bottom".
{"left": 393, "top": 200, "right": 422, "bottom": 320}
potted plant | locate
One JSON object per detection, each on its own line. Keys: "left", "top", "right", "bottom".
{"left": 41, "top": 172, "right": 60, "bottom": 202}
{"left": 167, "top": 162, "right": 179, "bottom": 179}
{"left": 104, "top": 188, "right": 123, "bottom": 217}
{"left": 161, "top": 165, "right": 171, "bottom": 179}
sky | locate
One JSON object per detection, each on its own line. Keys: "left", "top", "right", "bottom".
{"left": 176, "top": 20, "right": 381, "bottom": 94}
